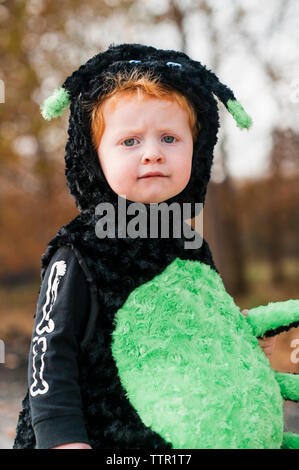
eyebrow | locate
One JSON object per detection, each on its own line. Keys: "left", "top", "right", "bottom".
{"left": 113, "top": 128, "right": 180, "bottom": 137}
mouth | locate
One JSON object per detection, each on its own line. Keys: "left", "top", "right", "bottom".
{"left": 139, "top": 172, "right": 168, "bottom": 179}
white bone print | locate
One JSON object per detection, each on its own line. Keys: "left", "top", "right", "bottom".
{"left": 30, "top": 336, "right": 49, "bottom": 397}
{"left": 30, "top": 258, "right": 67, "bottom": 397}
{"left": 35, "top": 260, "right": 66, "bottom": 335}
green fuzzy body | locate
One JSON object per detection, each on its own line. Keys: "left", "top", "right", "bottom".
{"left": 111, "top": 258, "right": 283, "bottom": 449}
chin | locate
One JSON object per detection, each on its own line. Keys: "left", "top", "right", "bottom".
{"left": 128, "top": 189, "right": 182, "bottom": 205}
{"left": 141, "top": 197, "right": 173, "bottom": 204}
{"left": 142, "top": 192, "right": 169, "bottom": 204}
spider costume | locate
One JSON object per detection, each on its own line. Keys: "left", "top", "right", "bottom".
{"left": 14, "top": 43, "right": 299, "bottom": 449}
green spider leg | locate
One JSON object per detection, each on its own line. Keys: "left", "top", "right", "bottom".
{"left": 245, "top": 299, "right": 299, "bottom": 449}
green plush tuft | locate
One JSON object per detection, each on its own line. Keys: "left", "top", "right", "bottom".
{"left": 111, "top": 258, "right": 284, "bottom": 449}
{"left": 227, "top": 99, "right": 253, "bottom": 130}
{"left": 40, "top": 87, "right": 70, "bottom": 120}
{"left": 281, "top": 432, "right": 299, "bottom": 449}
{"left": 275, "top": 372, "right": 299, "bottom": 401}
{"left": 246, "top": 300, "right": 299, "bottom": 338}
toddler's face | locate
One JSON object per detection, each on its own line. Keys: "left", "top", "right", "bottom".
{"left": 97, "top": 94, "right": 193, "bottom": 204}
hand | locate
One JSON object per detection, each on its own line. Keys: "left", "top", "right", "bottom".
{"left": 256, "top": 335, "right": 277, "bottom": 359}
{"left": 241, "top": 309, "right": 277, "bottom": 359}
{"left": 50, "top": 442, "right": 92, "bottom": 449}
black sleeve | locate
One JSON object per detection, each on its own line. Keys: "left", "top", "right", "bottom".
{"left": 28, "top": 246, "right": 91, "bottom": 449}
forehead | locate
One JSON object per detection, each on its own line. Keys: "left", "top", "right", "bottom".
{"left": 102, "top": 94, "right": 189, "bottom": 127}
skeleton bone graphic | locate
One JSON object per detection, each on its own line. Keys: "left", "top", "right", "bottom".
{"left": 35, "top": 260, "right": 67, "bottom": 335}
{"left": 30, "top": 336, "right": 49, "bottom": 397}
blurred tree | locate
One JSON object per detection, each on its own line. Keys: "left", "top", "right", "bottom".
{"left": 266, "top": 128, "right": 299, "bottom": 283}
{"left": 204, "top": 0, "right": 298, "bottom": 294}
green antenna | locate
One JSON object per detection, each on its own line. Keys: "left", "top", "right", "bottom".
{"left": 40, "top": 87, "right": 70, "bottom": 120}
{"left": 227, "top": 99, "right": 253, "bottom": 130}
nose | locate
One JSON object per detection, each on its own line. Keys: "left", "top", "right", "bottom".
{"left": 142, "top": 154, "right": 164, "bottom": 164}
{"left": 141, "top": 148, "right": 165, "bottom": 164}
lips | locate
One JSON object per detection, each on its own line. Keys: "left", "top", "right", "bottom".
{"left": 139, "top": 172, "right": 167, "bottom": 178}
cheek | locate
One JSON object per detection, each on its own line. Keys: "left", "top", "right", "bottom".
{"left": 105, "top": 157, "right": 137, "bottom": 190}
{"left": 174, "top": 153, "right": 193, "bottom": 186}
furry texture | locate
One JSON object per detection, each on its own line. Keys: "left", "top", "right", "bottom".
{"left": 275, "top": 372, "right": 299, "bottom": 401}
{"left": 282, "top": 432, "right": 299, "bottom": 449}
{"left": 13, "top": 43, "right": 297, "bottom": 450}
{"left": 40, "top": 87, "right": 70, "bottom": 120}
{"left": 13, "top": 211, "right": 218, "bottom": 449}
{"left": 246, "top": 300, "right": 299, "bottom": 338}
{"left": 227, "top": 99, "right": 253, "bottom": 129}
{"left": 62, "top": 43, "right": 222, "bottom": 213}
{"left": 112, "top": 258, "right": 283, "bottom": 449}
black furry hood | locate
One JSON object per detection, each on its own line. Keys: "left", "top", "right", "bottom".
{"left": 41, "top": 42, "right": 252, "bottom": 218}
{"left": 13, "top": 43, "right": 253, "bottom": 451}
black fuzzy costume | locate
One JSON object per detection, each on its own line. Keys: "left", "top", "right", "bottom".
{"left": 13, "top": 43, "right": 252, "bottom": 449}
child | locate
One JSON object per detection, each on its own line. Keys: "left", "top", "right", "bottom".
{"left": 13, "top": 43, "right": 275, "bottom": 449}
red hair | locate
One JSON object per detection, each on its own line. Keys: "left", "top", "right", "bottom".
{"left": 85, "top": 67, "right": 200, "bottom": 151}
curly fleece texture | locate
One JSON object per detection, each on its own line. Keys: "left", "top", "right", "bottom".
{"left": 246, "top": 300, "right": 299, "bottom": 338}
{"left": 13, "top": 211, "right": 219, "bottom": 449}
{"left": 40, "top": 87, "right": 70, "bottom": 120}
{"left": 282, "top": 431, "right": 299, "bottom": 449}
{"left": 13, "top": 43, "right": 298, "bottom": 449}
{"left": 227, "top": 99, "right": 252, "bottom": 130}
{"left": 112, "top": 258, "right": 284, "bottom": 449}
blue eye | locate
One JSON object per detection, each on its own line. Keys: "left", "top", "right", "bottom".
{"left": 121, "top": 136, "right": 177, "bottom": 146}
{"left": 162, "top": 135, "right": 176, "bottom": 143}
{"left": 122, "top": 138, "right": 137, "bottom": 147}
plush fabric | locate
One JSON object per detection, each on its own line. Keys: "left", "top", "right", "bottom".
{"left": 275, "top": 372, "right": 299, "bottom": 402}
{"left": 13, "top": 43, "right": 298, "bottom": 449}
{"left": 281, "top": 431, "right": 299, "bottom": 449}
{"left": 41, "top": 86, "right": 70, "bottom": 120}
{"left": 246, "top": 301, "right": 299, "bottom": 338}
{"left": 111, "top": 258, "right": 284, "bottom": 448}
